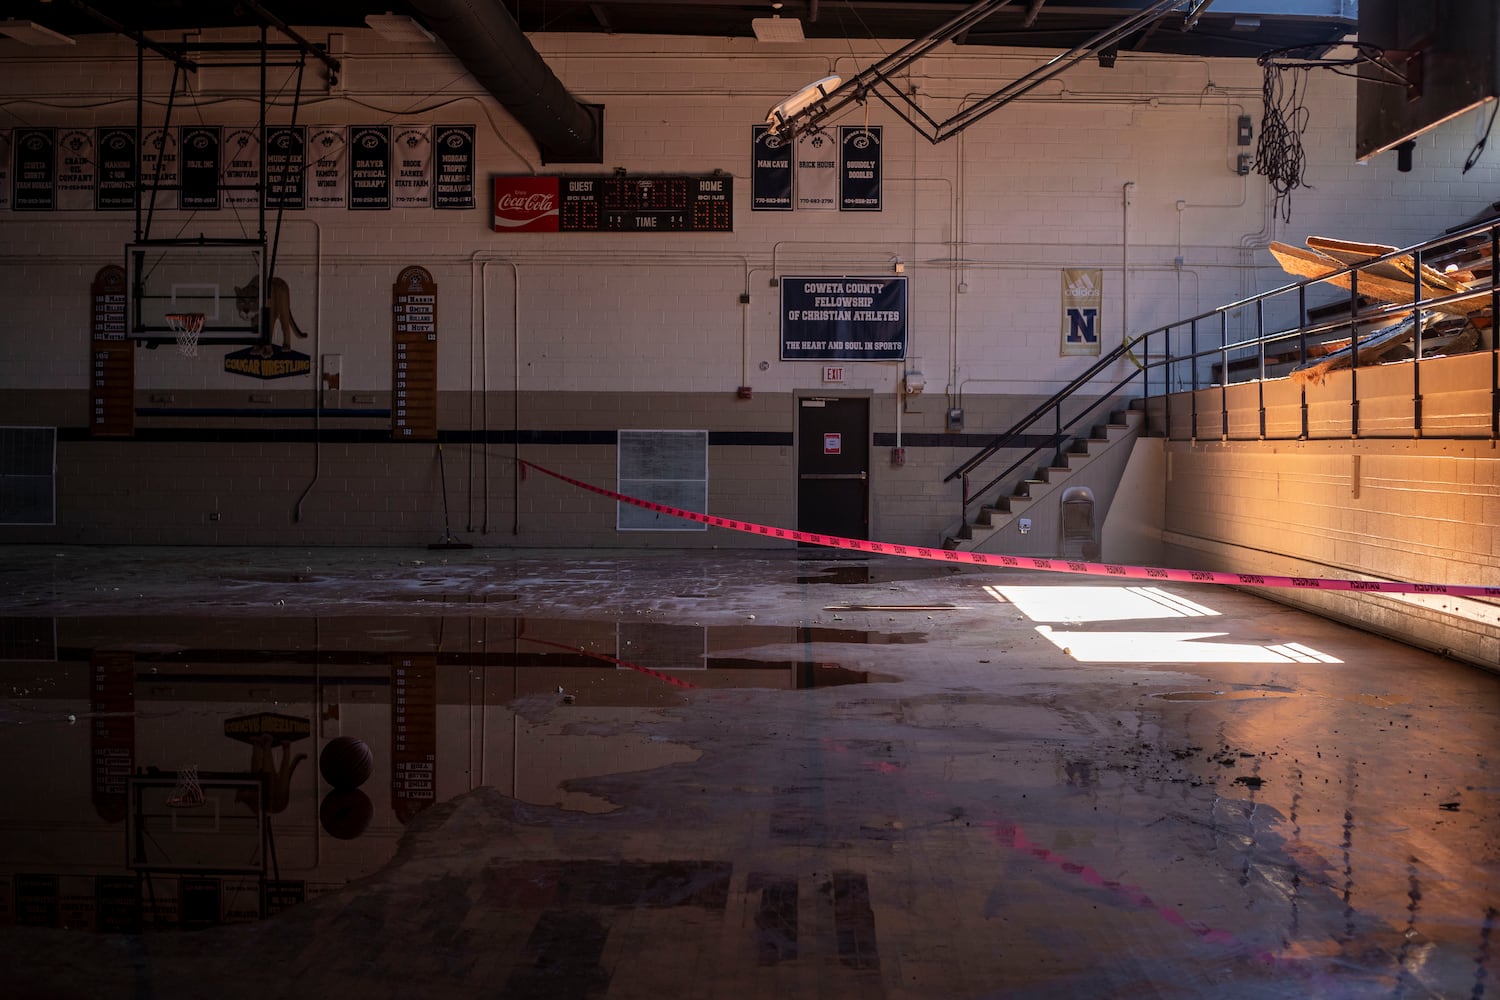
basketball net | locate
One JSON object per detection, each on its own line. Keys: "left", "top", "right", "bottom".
{"left": 165, "top": 763, "right": 205, "bottom": 808}
{"left": 164, "top": 312, "right": 205, "bottom": 358}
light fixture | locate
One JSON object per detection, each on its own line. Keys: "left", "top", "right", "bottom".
{"left": 765, "top": 74, "right": 842, "bottom": 134}
{"left": 364, "top": 13, "right": 435, "bottom": 43}
{"left": 753, "top": 3, "right": 805, "bottom": 43}
{"left": 1097, "top": 46, "right": 1118, "bottom": 69}
{"left": 0, "top": 19, "right": 75, "bottom": 45}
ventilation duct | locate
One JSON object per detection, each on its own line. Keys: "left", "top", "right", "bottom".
{"left": 405, "top": 0, "right": 602, "bottom": 163}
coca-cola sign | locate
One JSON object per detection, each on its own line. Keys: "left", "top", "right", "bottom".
{"left": 492, "top": 176, "right": 559, "bottom": 232}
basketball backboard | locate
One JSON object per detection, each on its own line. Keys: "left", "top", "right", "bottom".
{"left": 125, "top": 242, "right": 266, "bottom": 347}
{"left": 1356, "top": 0, "right": 1500, "bottom": 160}
{"left": 127, "top": 774, "right": 267, "bottom": 874}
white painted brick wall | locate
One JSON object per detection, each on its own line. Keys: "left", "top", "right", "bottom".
{"left": 2, "top": 29, "right": 1497, "bottom": 446}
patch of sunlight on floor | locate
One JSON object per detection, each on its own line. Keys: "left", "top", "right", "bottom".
{"left": 985, "top": 585, "right": 1220, "bottom": 623}
{"left": 1034, "top": 626, "right": 1343, "bottom": 664}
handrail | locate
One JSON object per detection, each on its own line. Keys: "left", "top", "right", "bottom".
{"left": 944, "top": 330, "right": 1150, "bottom": 524}
{"left": 1137, "top": 217, "right": 1498, "bottom": 445}
{"left": 945, "top": 332, "right": 1146, "bottom": 483}
{"left": 944, "top": 216, "right": 1499, "bottom": 532}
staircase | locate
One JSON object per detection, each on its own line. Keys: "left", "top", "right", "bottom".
{"left": 943, "top": 406, "right": 1144, "bottom": 553}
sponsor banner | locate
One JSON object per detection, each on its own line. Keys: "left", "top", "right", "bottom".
{"left": 780, "top": 275, "right": 907, "bottom": 361}
{"left": 140, "top": 127, "right": 179, "bottom": 210}
{"left": 13, "top": 127, "right": 56, "bottom": 211}
{"left": 751, "top": 125, "right": 793, "bottom": 211}
{"left": 96, "top": 127, "right": 137, "bottom": 211}
{"left": 56, "top": 128, "right": 96, "bottom": 211}
{"left": 180, "top": 126, "right": 221, "bottom": 210}
{"left": 265, "top": 125, "right": 306, "bottom": 209}
{"left": 306, "top": 126, "right": 347, "bottom": 209}
{"left": 348, "top": 125, "right": 391, "bottom": 210}
{"left": 795, "top": 127, "right": 837, "bottom": 210}
{"left": 392, "top": 124, "right": 432, "bottom": 208}
{"left": 0, "top": 129, "right": 11, "bottom": 210}
{"left": 840, "top": 126, "right": 882, "bottom": 211}
{"left": 221, "top": 127, "right": 260, "bottom": 209}
{"left": 432, "top": 125, "right": 475, "bottom": 209}
{"left": 1061, "top": 268, "right": 1103, "bottom": 356}
{"left": 522, "top": 457, "right": 1500, "bottom": 599}
{"left": 492, "top": 175, "right": 560, "bottom": 231}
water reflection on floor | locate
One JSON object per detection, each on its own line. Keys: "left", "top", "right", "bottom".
{"left": 0, "top": 548, "right": 1496, "bottom": 998}
{"left": 0, "top": 610, "right": 901, "bottom": 931}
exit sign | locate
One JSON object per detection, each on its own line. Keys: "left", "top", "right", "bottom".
{"left": 822, "top": 366, "right": 845, "bottom": 383}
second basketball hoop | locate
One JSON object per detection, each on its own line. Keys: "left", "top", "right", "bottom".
{"left": 164, "top": 312, "right": 206, "bottom": 358}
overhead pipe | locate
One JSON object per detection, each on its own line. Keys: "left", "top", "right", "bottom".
{"left": 406, "top": 0, "right": 601, "bottom": 163}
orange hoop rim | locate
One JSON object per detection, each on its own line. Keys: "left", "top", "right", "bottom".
{"left": 163, "top": 312, "right": 206, "bottom": 333}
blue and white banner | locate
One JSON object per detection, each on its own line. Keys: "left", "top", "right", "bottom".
{"left": 839, "top": 126, "right": 882, "bottom": 211}
{"left": 179, "top": 125, "right": 221, "bottom": 210}
{"left": 0, "top": 130, "right": 10, "bottom": 210}
{"left": 221, "top": 126, "right": 260, "bottom": 209}
{"left": 780, "top": 275, "right": 907, "bottom": 361}
{"left": 751, "top": 125, "right": 793, "bottom": 211}
{"left": 307, "top": 126, "right": 347, "bottom": 209}
{"left": 13, "top": 127, "right": 55, "bottom": 211}
{"left": 96, "top": 127, "right": 136, "bottom": 211}
{"left": 392, "top": 124, "right": 432, "bottom": 208}
{"left": 57, "top": 128, "right": 96, "bottom": 211}
{"left": 433, "top": 125, "right": 475, "bottom": 210}
{"left": 266, "top": 125, "right": 306, "bottom": 209}
{"left": 349, "top": 125, "right": 391, "bottom": 210}
{"left": 140, "top": 127, "right": 179, "bottom": 210}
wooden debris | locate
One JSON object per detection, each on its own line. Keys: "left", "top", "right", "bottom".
{"left": 1268, "top": 242, "right": 1481, "bottom": 315}
{"left": 1287, "top": 314, "right": 1471, "bottom": 385}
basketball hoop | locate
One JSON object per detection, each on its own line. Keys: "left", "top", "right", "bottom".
{"left": 164, "top": 312, "right": 205, "bottom": 358}
{"left": 165, "top": 764, "right": 205, "bottom": 808}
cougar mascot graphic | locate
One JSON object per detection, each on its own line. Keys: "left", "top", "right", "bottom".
{"left": 235, "top": 734, "right": 307, "bottom": 815}
{"left": 235, "top": 275, "right": 308, "bottom": 357}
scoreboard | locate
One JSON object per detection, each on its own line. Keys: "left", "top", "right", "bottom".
{"left": 493, "top": 174, "right": 733, "bottom": 233}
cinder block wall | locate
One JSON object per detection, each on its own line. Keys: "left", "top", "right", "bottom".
{"left": 1157, "top": 430, "right": 1500, "bottom": 672}
{"left": 2, "top": 30, "right": 1497, "bottom": 553}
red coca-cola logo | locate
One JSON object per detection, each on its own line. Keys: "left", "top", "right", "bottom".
{"left": 493, "top": 177, "right": 560, "bottom": 232}
{"left": 497, "top": 192, "right": 555, "bottom": 212}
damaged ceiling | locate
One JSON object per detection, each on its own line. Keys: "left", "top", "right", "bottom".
{"left": 4, "top": 1, "right": 1358, "bottom": 161}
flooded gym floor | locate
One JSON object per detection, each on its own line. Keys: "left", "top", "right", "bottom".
{"left": 0, "top": 546, "right": 1496, "bottom": 998}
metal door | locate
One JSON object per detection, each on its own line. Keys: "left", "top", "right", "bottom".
{"left": 797, "top": 396, "right": 869, "bottom": 540}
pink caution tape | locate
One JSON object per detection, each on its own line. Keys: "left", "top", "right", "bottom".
{"left": 518, "top": 459, "right": 1500, "bottom": 600}
{"left": 518, "top": 631, "right": 699, "bottom": 689}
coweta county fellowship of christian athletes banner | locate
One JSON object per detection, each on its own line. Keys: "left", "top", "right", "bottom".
{"left": 780, "top": 276, "right": 907, "bottom": 361}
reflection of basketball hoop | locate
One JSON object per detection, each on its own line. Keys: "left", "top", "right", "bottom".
{"left": 164, "top": 312, "right": 205, "bottom": 358}
{"left": 165, "top": 764, "right": 205, "bottom": 808}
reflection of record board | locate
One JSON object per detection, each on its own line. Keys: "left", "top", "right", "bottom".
{"left": 391, "top": 654, "right": 437, "bottom": 824}
{"left": 90, "top": 651, "right": 134, "bottom": 822}
{"left": 224, "top": 711, "right": 311, "bottom": 745}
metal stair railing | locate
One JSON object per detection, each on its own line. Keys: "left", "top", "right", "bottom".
{"left": 943, "top": 332, "right": 1151, "bottom": 527}
{"left": 1137, "top": 218, "right": 1499, "bottom": 444}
